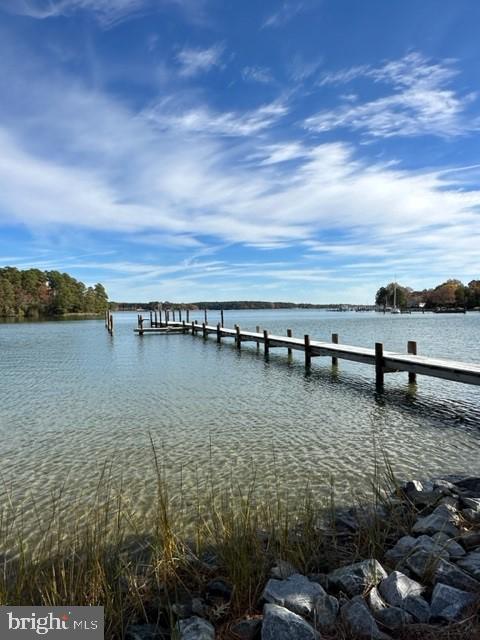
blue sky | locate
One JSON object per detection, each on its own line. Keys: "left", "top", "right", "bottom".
{"left": 0, "top": 0, "right": 479, "bottom": 303}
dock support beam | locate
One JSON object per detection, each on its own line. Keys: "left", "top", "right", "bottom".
{"left": 375, "top": 342, "right": 384, "bottom": 388}
{"left": 221, "top": 309, "right": 224, "bottom": 327}
{"left": 216, "top": 322, "right": 221, "bottom": 343}
{"left": 304, "top": 334, "right": 311, "bottom": 368}
{"left": 263, "top": 330, "right": 269, "bottom": 357}
{"left": 202, "top": 322, "right": 207, "bottom": 339}
{"left": 187, "top": 309, "right": 190, "bottom": 323}
{"left": 408, "top": 341, "right": 417, "bottom": 384}
{"left": 204, "top": 308, "right": 207, "bottom": 324}
{"left": 256, "top": 326, "right": 260, "bottom": 351}
{"left": 235, "top": 325, "right": 241, "bottom": 349}
{"left": 287, "top": 329, "right": 292, "bottom": 359}
{"left": 332, "top": 333, "right": 338, "bottom": 366}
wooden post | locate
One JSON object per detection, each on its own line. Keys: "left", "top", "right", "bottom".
{"left": 105, "top": 310, "right": 108, "bottom": 328}
{"left": 235, "top": 325, "right": 241, "bottom": 349}
{"left": 375, "top": 342, "right": 384, "bottom": 387}
{"left": 304, "top": 334, "right": 311, "bottom": 368}
{"left": 154, "top": 310, "right": 158, "bottom": 327}
{"left": 173, "top": 309, "right": 176, "bottom": 322}
{"left": 191, "top": 321, "right": 195, "bottom": 335}
{"left": 187, "top": 309, "right": 190, "bottom": 323}
{"left": 179, "top": 309, "right": 182, "bottom": 322}
{"left": 408, "top": 341, "right": 417, "bottom": 384}
{"left": 204, "top": 308, "right": 207, "bottom": 324}
{"left": 287, "top": 329, "right": 292, "bottom": 358}
{"left": 216, "top": 322, "right": 221, "bottom": 343}
{"left": 139, "top": 315, "right": 144, "bottom": 336}
{"left": 256, "top": 325, "right": 260, "bottom": 351}
{"left": 149, "top": 311, "right": 153, "bottom": 327}
{"left": 332, "top": 333, "right": 338, "bottom": 366}
{"left": 109, "top": 314, "right": 114, "bottom": 335}
{"left": 182, "top": 320, "right": 186, "bottom": 334}
{"left": 263, "top": 329, "right": 269, "bottom": 357}
{"left": 221, "top": 309, "right": 224, "bottom": 327}
{"left": 202, "top": 322, "right": 207, "bottom": 339}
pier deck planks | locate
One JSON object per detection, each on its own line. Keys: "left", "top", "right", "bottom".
{"left": 138, "top": 321, "right": 480, "bottom": 387}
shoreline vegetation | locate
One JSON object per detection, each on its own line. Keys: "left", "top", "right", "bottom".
{"left": 0, "top": 267, "right": 108, "bottom": 318}
{"left": 111, "top": 279, "right": 480, "bottom": 313}
{"left": 1, "top": 446, "right": 479, "bottom": 640}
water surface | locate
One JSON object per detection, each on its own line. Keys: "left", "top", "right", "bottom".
{"left": 1, "top": 310, "right": 479, "bottom": 541}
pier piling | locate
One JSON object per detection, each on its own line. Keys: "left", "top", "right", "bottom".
{"left": 375, "top": 342, "right": 384, "bottom": 388}
{"left": 408, "top": 341, "right": 417, "bottom": 384}
{"left": 332, "top": 333, "right": 339, "bottom": 366}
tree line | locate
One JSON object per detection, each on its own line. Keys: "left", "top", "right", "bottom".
{"left": 111, "top": 300, "right": 357, "bottom": 311}
{"left": 375, "top": 279, "right": 480, "bottom": 310}
{"left": 0, "top": 267, "right": 109, "bottom": 317}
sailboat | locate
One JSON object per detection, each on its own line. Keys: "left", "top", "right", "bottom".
{"left": 391, "top": 281, "right": 401, "bottom": 314}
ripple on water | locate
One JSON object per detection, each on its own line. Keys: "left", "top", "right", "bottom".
{"left": 1, "top": 311, "right": 479, "bottom": 545}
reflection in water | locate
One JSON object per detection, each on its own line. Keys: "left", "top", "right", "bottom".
{"left": 0, "top": 310, "right": 479, "bottom": 545}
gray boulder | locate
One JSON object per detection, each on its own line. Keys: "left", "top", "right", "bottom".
{"left": 411, "top": 535, "right": 449, "bottom": 560}
{"left": 412, "top": 504, "right": 459, "bottom": 538}
{"left": 460, "top": 496, "right": 480, "bottom": 511}
{"left": 262, "top": 574, "right": 325, "bottom": 618}
{"left": 384, "top": 536, "right": 416, "bottom": 564}
{"left": 341, "top": 596, "right": 391, "bottom": 640}
{"left": 378, "top": 571, "right": 430, "bottom": 622}
{"left": 402, "top": 595, "right": 430, "bottom": 623}
{"left": 177, "top": 617, "right": 215, "bottom": 640}
{"left": 378, "top": 571, "right": 424, "bottom": 606}
{"left": 454, "top": 477, "right": 480, "bottom": 495}
{"left": 367, "top": 586, "right": 387, "bottom": 613}
{"left": 376, "top": 607, "right": 413, "bottom": 629}
{"left": 462, "top": 508, "right": 480, "bottom": 523}
{"left": 430, "top": 583, "right": 478, "bottom": 622}
{"left": 328, "top": 559, "right": 387, "bottom": 596}
{"left": 459, "top": 530, "right": 480, "bottom": 550}
{"left": 432, "top": 532, "right": 466, "bottom": 559}
{"left": 405, "top": 549, "right": 440, "bottom": 579}
{"left": 434, "top": 557, "right": 480, "bottom": 592}
{"left": 230, "top": 618, "right": 261, "bottom": 640}
{"left": 402, "top": 480, "right": 443, "bottom": 507}
{"left": 261, "top": 604, "right": 319, "bottom": 640}
{"left": 313, "top": 591, "right": 339, "bottom": 632}
{"left": 457, "top": 550, "right": 480, "bottom": 581}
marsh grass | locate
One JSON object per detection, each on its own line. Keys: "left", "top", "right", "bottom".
{"left": 0, "top": 445, "right": 478, "bottom": 639}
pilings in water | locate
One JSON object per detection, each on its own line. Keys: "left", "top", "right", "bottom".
{"left": 150, "top": 319, "right": 480, "bottom": 388}
{"left": 105, "top": 310, "right": 114, "bottom": 335}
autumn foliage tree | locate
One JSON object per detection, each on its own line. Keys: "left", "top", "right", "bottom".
{"left": 0, "top": 267, "right": 109, "bottom": 317}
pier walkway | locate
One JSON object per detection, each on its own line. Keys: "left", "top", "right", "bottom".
{"left": 131, "top": 312, "right": 480, "bottom": 388}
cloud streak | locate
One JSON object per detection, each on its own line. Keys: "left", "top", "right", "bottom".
{"left": 307, "top": 53, "right": 477, "bottom": 138}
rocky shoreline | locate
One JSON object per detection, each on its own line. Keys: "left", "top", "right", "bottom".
{"left": 126, "top": 476, "right": 480, "bottom": 640}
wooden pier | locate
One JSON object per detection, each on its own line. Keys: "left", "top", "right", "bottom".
{"left": 132, "top": 311, "right": 480, "bottom": 388}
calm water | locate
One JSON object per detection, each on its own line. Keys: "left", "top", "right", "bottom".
{"left": 1, "top": 310, "right": 479, "bottom": 540}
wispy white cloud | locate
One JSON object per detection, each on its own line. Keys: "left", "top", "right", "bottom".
{"left": 1, "top": 0, "right": 208, "bottom": 26}
{"left": 1, "top": 0, "right": 148, "bottom": 26}
{"left": 144, "top": 98, "right": 289, "bottom": 136}
{"left": 308, "top": 53, "right": 477, "bottom": 138}
{"left": 263, "top": 0, "right": 317, "bottom": 29}
{"left": 176, "top": 43, "right": 224, "bottom": 77}
{"left": 287, "top": 54, "right": 323, "bottom": 83}
{"left": 1, "top": 46, "right": 480, "bottom": 300}
{"left": 241, "top": 66, "right": 274, "bottom": 84}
